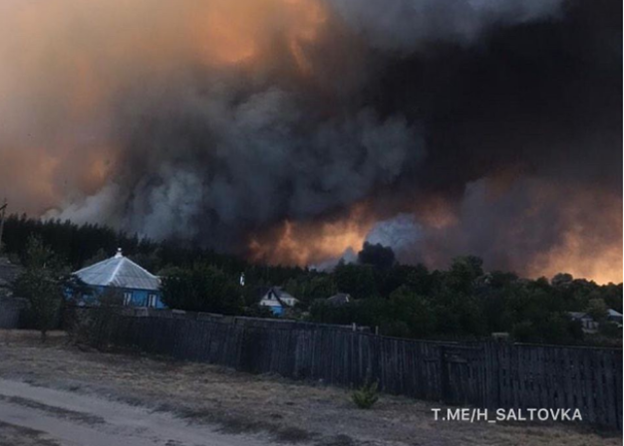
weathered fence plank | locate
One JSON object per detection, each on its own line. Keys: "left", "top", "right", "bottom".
{"left": 98, "top": 312, "right": 622, "bottom": 430}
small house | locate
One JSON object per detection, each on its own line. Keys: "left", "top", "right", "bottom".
{"left": 259, "top": 287, "right": 298, "bottom": 316}
{"left": 568, "top": 312, "right": 598, "bottom": 334}
{"left": 71, "top": 249, "right": 164, "bottom": 308}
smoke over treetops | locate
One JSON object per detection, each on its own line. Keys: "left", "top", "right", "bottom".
{"left": 0, "top": 0, "right": 621, "bottom": 283}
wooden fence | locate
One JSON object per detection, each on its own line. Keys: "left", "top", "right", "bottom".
{"left": 99, "top": 312, "right": 622, "bottom": 430}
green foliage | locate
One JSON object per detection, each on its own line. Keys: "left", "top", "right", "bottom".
{"left": 551, "top": 273, "right": 574, "bottom": 288}
{"left": 82, "top": 248, "right": 109, "bottom": 267}
{"left": 445, "top": 256, "right": 484, "bottom": 294}
{"left": 14, "top": 235, "right": 64, "bottom": 341}
{"left": 351, "top": 381, "right": 379, "bottom": 409}
{"left": 309, "top": 263, "right": 621, "bottom": 345}
{"left": 379, "top": 264, "right": 431, "bottom": 298}
{"left": 2, "top": 214, "right": 250, "bottom": 276}
{"left": 161, "top": 264, "right": 244, "bottom": 315}
{"left": 388, "top": 286, "right": 436, "bottom": 337}
{"left": 334, "top": 263, "right": 378, "bottom": 299}
{"left": 283, "top": 273, "right": 337, "bottom": 308}
{"left": 585, "top": 298, "right": 608, "bottom": 322}
{"left": 5, "top": 215, "right": 622, "bottom": 346}
{"left": 68, "top": 288, "right": 123, "bottom": 349}
{"left": 599, "top": 321, "right": 621, "bottom": 337}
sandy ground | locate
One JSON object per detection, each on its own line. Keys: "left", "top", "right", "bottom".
{"left": 0, "top": 379, "right": 272, "bottom": 446}
{"left": 0, "top": 330, "right": 618, "bottom": 446}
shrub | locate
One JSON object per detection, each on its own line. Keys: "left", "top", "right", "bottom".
{"left": 68, "top": 288, "right": 123, "bottom": 350}
{"left": 351, "top": 381, "right": 379, "bottom": 409}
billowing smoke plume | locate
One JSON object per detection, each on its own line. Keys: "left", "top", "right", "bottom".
{"left": 330, "top": 0, "right": 563, "bottom": 51}
{"left": 0, "top": 0, "right": 621, "bottom": 282}
{"left": 366, "top": 214, "right": 422, "bottom": 253}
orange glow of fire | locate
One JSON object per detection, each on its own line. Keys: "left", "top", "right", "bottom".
{"left": 528, "top": 217, "right": 623, "bottom": 285}
{"left": 251, "top": 191, "right": 623, "bottom": 285}
{"left": 1, "top": 0, "right": 330, "bottom": 221}
{"left": 286, "top": 0, "right": 328, "bottom": 74}
{"left": 249, "top": 205, "right": 373, "bottom": 266}
{"left": 190, "top": 0, "right": 328, "bottom": 70}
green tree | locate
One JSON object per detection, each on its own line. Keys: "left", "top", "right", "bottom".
{"left": 445, "top": 256, "right": 484, "bottom": 294}
{"left": 161, "top": 265, "right": 243, "bottom": 315}
{"left": 586, "top": 298, "right": 608, "bottom": 322}
{"left": 551, "top": 273, "right": 574, "bottom": 288}
{"left": 334, "top": 263, "right": 378, "bottom": 299}
{"left": 283, "top": 273, "right": 337, "bottom": 307}
{"left": 69, "top": 287, "right": 124, "bottom": 349}
{"left": 82, "top": 248, "right": 109, "bottom": 267}
{"left": 14, "top": 235, "right": 64, "bottom": 342}
{"left": 388, "top": 286, "right": 435, "bottom": 337}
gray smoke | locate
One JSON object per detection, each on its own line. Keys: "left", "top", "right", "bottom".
{"left": 330, "top": 0, "right": 563, "bottom": 51}
{"left": 366, "top": 214, "right": 422, "bottom": 252}
{"left": 54, "top": 0, "right": 565, "bottom": 249}
{"left": 7, "top": 0, "right": 619, "bottom": 281}
{"left": 89, "top": 82, "right": 422, "bottom": 248}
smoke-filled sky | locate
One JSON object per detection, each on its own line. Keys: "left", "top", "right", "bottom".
{"left": 0, "top": 0, "right": 621, "bottom": 283}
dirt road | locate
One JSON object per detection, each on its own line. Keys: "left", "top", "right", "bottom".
{"left": 0, "top": 379, "right": 273, "bottom": 446}
{"left": 0, "top": 331, "right": 618, "bottom": 446}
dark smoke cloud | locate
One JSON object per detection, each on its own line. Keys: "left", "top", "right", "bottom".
{"left": 81, "top": 77, "right": 423, "bottom": 248}
{"left": 58, "top": 0, "right": 568, "bottom": 243}
{"left": 359, "top": 0, "right": 622, "bottom": 280}
{"left": 330, "top": 0, "right": 563, "bottom": 51}
{"left": 2, "top": 0, "right": 621, "bottom": 281}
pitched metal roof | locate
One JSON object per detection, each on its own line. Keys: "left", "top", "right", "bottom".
{"left": 73, "top": 249, "right": 160, "bottom": 291}
{"left": 260, "top": 287, "right": 298, "bottom": 307}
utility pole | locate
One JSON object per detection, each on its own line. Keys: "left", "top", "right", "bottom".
{"left": 0, "top": 199, "right": 7, "bottom": 253}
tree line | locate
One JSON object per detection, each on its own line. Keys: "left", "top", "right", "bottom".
{"left": 4, "top": 215, "right": 622, "bottom": 346}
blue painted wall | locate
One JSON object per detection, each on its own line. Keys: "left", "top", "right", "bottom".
{"left": 68, "top": 286, "right": 165, "bottom": 308}
{"left": 270, "top": 306, "right": 284, "bottom": 316}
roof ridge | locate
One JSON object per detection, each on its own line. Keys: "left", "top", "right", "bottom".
{"left": 108, "top": 257, "right": 124, "bottom": 285}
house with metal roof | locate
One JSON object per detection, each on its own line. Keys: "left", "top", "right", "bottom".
{"left": 70, "top": 249, "right": 164, "bottom": 308}
{"left": 259, "top": 286, "right": 298, "bottom": 316}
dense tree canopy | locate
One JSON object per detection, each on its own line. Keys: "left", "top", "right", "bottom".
{"left": 3, "top": 215, "right": 622, "bottom": 346}
{"left": 161, "top": 265, "right": 244, "bottom": 315}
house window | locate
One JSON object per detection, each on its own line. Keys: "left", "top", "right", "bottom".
{"left": 147, "top": 294, "right": 157, "bottom": 308}
{"left": 123, "top": 292, "right": 132, "bottom": 306}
